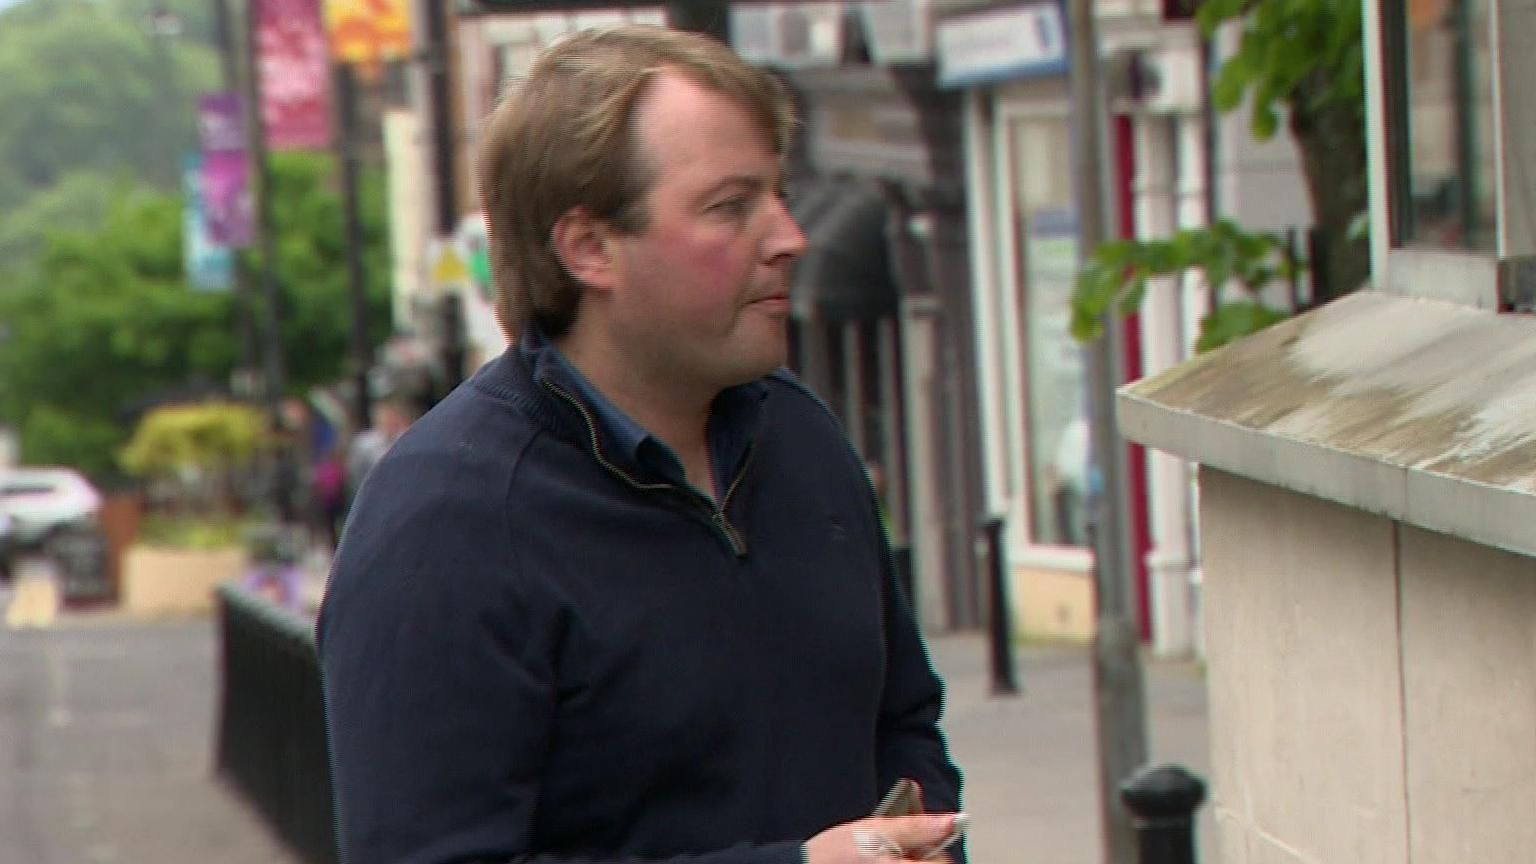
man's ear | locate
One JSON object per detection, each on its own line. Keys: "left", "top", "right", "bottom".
{"left": 550, "top": 207, "right": 617, "bottom": 293}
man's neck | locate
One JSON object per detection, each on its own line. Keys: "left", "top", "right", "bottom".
{"left": 554, "top": 328, "right": 714, "bottom": 463}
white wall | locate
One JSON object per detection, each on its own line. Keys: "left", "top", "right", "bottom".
{"left": 1201, "top": 469, "right": 1536, "bottom": 863}
{"left": 1212, "top": 26, "right": 1313, "bottom": 233}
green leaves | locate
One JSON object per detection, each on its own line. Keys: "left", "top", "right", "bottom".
{"left": 1198, "top": 0, "right": 1363, "bottom": 140}
{"left": 1088, "top": 0, "right": 1368, "bottom": 352}
{"left": 0, "top": 1, "right": 219, "bottom": 206}
{"left": 0, "top": 154, "right": 392, "bottom": 481}
{"left": 0, "top": 0, "right": 391, "bottom": 481}
{"left": 1195, "top": 300, "right": 1289, "bottom": 352}
{"left": 118, "top": 401, "right": 268, "bottom": 480}
{"left": 1072, "top": 220, "right": 1298, "bottom": 351}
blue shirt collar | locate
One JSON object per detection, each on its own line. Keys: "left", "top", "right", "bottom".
{"left": 519, "top": 326, "right": 767, "bottom": 495}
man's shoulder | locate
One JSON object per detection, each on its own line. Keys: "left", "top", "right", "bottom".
{"left": 756, "top": 369, "right": 865, "bottom": 471}
{"left": 761, "top": 368, "right": 840, "bottom": 427}
{"left": 360, "top": 379, "right": 543, "bottom": 500}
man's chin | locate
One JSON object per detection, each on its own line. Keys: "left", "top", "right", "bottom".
{"left": 719, "top": 349, "right": 787, "bottom": 388}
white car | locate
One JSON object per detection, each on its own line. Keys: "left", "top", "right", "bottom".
{"left": 0, "top": 467, "right": 102, "bottom": 554}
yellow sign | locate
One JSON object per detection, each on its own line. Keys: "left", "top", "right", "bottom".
{"left": 325, "top": 0, "right": 411, "bottom": 66}
{"left": 431, "top": 246, "right": 469, "bottom": 287}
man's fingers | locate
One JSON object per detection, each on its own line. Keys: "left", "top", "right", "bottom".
{"left": 876, "top": 813, "right": 963, "bottom": 851}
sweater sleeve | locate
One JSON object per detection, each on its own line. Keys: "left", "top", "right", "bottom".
{"left": 317, "top": 451, "right": 807, "bottom": 864}
{"left": 872, "top": 531, "right": 967, "bottom": 862}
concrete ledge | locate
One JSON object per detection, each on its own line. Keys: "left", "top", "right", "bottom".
{"left": 120, "top": 546, "right": 247, "bottom": 617}
{"left": 1118, "top": 290, "right": 1536, "bottom": 560}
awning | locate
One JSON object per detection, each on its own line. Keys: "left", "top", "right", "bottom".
{"left": 787, "top": 180, "right": 899, "bottom": 323}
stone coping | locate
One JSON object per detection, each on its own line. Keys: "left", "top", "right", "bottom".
{"left": 1118, "top": 290, "right": 1536, "bottom": 560}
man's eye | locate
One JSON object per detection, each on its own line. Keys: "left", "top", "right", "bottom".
{"left": 712, "top": 196, "right": 750, "bottom": 216}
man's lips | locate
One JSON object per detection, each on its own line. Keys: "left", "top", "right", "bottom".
{"left": 748, "top": 294, "right": 791, "bottom": 312}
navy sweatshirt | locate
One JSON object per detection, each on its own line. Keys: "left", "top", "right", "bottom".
{"left": 317, "top": 345, "right": 964, "bottom": 864}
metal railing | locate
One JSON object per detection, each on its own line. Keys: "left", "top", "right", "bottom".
{"left": 215, "top": 583, "right": 336, "bottom": 864}
{"left": 211, "top": 580, "right": 1207, "bottom": 864}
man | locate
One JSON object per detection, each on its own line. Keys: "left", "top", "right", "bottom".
{"left": 318, "top": 25, "right": 964, "bottom": 864}
{"left": 344, "top": 390, "right": 421, "bottom": 507}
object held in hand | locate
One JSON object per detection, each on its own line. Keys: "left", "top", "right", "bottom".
{"left": 873, "top": 778, "right": 922, "bottom": 818}
{"left": 869, "top": 778, "right": 970, "bottom": 860}
{"left": 915, "top": 813, "right": 969, "bottom": 860}
{"left": 852, "top": 828, "right": 904, "bottom": 860}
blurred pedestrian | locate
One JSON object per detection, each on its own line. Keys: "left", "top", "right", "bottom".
{"left": 343, "top": 392, "right": 420, "bottom": 509}
{"left": 319, "top": 24, "right": 964, "bottom": 864}
{"left": 310, "top": 447, "right": 346, "bottom": 550}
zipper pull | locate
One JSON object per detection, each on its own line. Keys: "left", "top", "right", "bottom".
{"left": 712, "top": 510, "right": 747, "bottom": 558}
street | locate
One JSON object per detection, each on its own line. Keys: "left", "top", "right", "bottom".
{"left": 0, "top": 596, "right": 1211, "bottom": 864}
{"left": 0, "top": 606, "right": 297, "bottom": 864}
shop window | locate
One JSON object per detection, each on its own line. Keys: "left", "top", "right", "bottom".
{"left": 1007, "top": 115, "right": 1088, "bottom": 548}
{"left": 1386, "top": 0, "right": 1496, "bottom": 251}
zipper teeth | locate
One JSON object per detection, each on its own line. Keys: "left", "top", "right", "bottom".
{"left": 719, "top": 446, "right": 754, "bottom": 514}
{"left": 543, "top": 381, "right": 674, "bottom": 493}
{"left": 716, "top": 447, "right": 753, "bottom": 554}
{"left": 543, "top": 379, "right": 749, "bottom": 555}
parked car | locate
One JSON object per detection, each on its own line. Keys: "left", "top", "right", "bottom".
{"left": 0, "top": 467, "right": 102, "bottom": 579}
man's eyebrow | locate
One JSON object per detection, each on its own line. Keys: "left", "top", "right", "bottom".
{"left": 699, "top": 174, "right": 774, "bottom": 198}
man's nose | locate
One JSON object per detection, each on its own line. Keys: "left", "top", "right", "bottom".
{"left": 765, "top": 196, "right": 807, "bottom": 263}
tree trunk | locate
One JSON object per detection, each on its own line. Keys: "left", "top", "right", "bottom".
{"left": 1290, "top": 89, "right": 1370, "bottom": 305}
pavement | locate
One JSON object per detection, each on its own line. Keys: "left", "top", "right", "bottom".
{"left": 0, "top": 607, "right": 297, "bottom": 864}
{"left": 929, "top": 636, "right": 1214, "bottom": 864}
{"left": 0, "top": 579, "right": 1213, "bottom": 864}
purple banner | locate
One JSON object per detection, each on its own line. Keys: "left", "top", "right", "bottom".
{"left": 197, "top": 92, "right": 246, "bottom": 153}
{"left": 203, "top": 150, "right": 253, "bottom": 247}
{"left": 256, "top": 0, "right": 332, "bottom": 151}
{"left": 196, "top": 92, "right": 253, "bottom": 247}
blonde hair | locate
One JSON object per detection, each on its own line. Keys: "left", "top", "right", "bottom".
{"left": 476, "top": 24, "right": 795, "bottom": 341}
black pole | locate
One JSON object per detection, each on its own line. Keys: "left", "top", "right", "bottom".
{"left": 1451, "top": 0, "right": 1478, "bottom": 247}
{"left": 422, "top": 0, "right": 464, "bottom": 392}
{"left": 984, "top": 517, "right": 1018, "bottom": 695}
{"left": 1120, "top": 763, "right": 1207, "bottom": 864}
{"left": 1308, "top": 226, "right": 1333, "bottom": 305}
{"left": 424, "top": 0, "right": 457, "bottom": 238}
{"left": 145, "top": 5, "right": 181, "bottom": 189}
{"left": 1286, "top": 226, "right": 1301, "bottom": 312}
{"left": 210, "top": 0, "right": 259, "bottom": 391}
{"left": 335, "top": 62, "right": 373, "bottom": 432}
{"left": 242, "top": 0, "right": 293, "bottom": 522}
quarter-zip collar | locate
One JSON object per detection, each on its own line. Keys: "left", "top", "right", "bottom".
{"left": 518, "top": 325, "right": 767, "bottom": 498}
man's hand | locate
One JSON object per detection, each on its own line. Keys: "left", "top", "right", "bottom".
{"left": 804, "top": 814, "right": 963, "bottom": 864}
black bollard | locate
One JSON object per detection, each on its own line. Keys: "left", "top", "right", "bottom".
{"left": 1120, "top": 763, "right": 1207, "bottom": 864}
{"left": 983, "top": 517, "right": 1018, "bottom": 695}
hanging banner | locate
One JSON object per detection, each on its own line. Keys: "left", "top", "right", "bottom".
{"left": 255, "top": 0, "right": 332, "bottom": 150}
{"left": 197, "top": 91, "right": 246, "bottom": 153}
{"left": 183, "top": 153, "right": 234, "bottom": 293}
{"left": 202, "top": 151, "right": 254, "bottom": 246}
{"left": 196, "top": 92, "right": 254, "bottom": 247}
{"left": 325, "top": 0, "right": 411, "bottom": 66}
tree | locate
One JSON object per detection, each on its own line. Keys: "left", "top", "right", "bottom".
{"left": 260, "top": 152, "right": 396, "bottom": 393}
{"left": 1073, "top": 0, "right": 1366, "bottom": 348}
{"left": 1074, "top": 219, "right": 1301, "bottom": 351}
{"left": 0, "top": 187, "right": 236, "bottom": 477}
{"left": 0, "top": 155, "right": 393, "bottom": 480}
{"left": 0, "top": 0, "right": 218, "bottom": 218}
{"left": 0, "top": 169, "right": 137, "bottom": 268}
{"left": 1202, "top": 0, "right": 1366, "bottom": 301}
{"left": 119, "top": 401, "right": 268, "bottom": 515}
